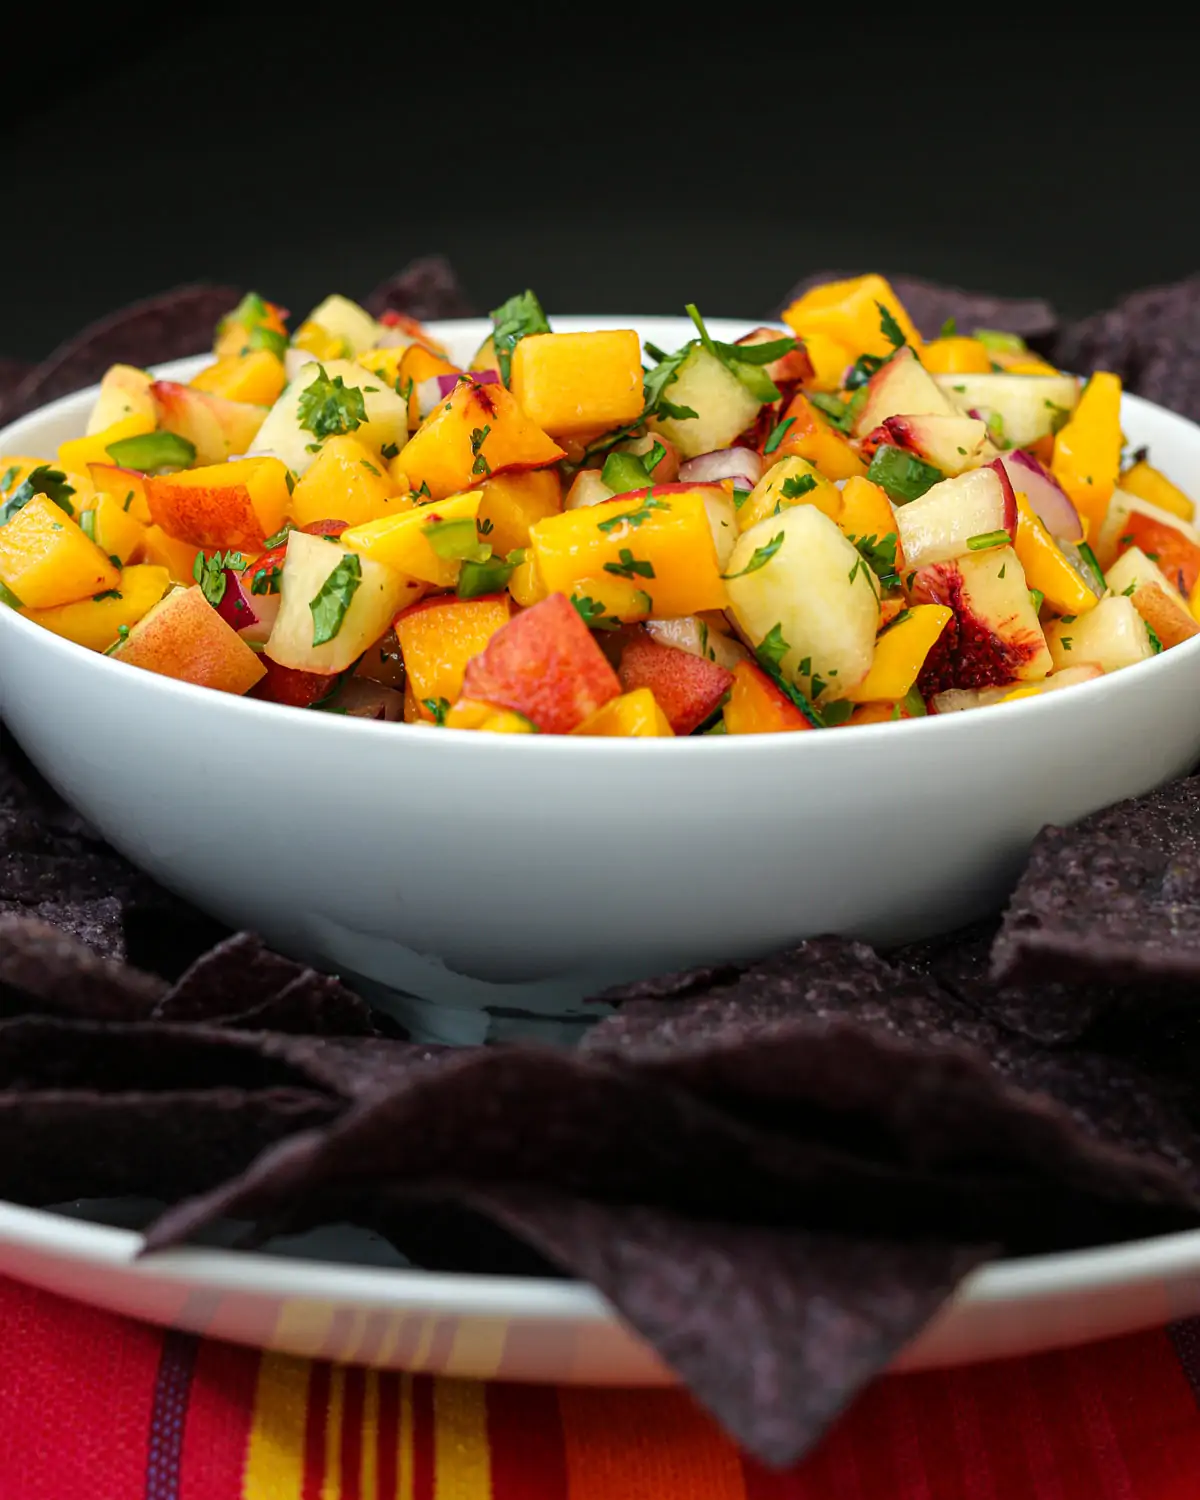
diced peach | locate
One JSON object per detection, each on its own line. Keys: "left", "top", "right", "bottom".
{"left": 572, "top": 687, "right": 674, "bottom": 737}
{"left": 781, "top": 274, "right": 923, "bottom": 358}
{"left": 919, "top": 337, "right": 994, "bottom": 375}
{"left": 617, "top": 633, "right": 732, "bottom": 734}
{"left": 1116, "top": 513, "right": 1200, "bottom": 598}
{"left": 838, "top": 476, "right": 902, "bottom": 568}
{"left": 58, "top": 413, "right": 155, "bottom": 473}
{"left": 846, "top": 700, "right": 918, "bottom": 725}
{"left": 767, "top": 392, "right": 868, "bottom": 481}
{"left": 250, "top": 656, "right": 336, "bottom": 708}
{"left": 112, "top": 584, "right": 266, "bottom": 693}
{"left": 460, "top": 592, "right": 622, "bottom": 733}
{"left": 563, "top": 573, "right": 653, "bottom": 624}
{"left": 1013, "top": 494, "right": 1098, "bottom": 616}
{"left": 242, "top": 519, "right": 350, "bottom": 588}
{"left": 528, "top": 485, "right": 728, "bottom": 618}
{"left": 737, "top": 456, "right": 840, "bottom": 533}
{"left": 398, "top": 378, "right": 566, "bottom": 500}
{"left": 1131, "top": 581, "right": 1200, "bottom": 649}
{"left": 445, "top": 698, "right": 501, "bottom": 729}
{"left": 151, "top": 381, "right": 267, "bottom": 464}
{"left": 1119, "top": 459, "right": 1195, "bottom": 523}
{"left": 510, "top": 331, "right": 644, "bottom": 438}
{"left": 1050, "top": 371, "right": 1122, "bottom": 538}
{"left": 723, "top": 660, "right": 814, "bottom": 734}
{"left": 476, "top": 468, "right": 563, "bottom": 556}
{"left": 342, "top": 491, "right": 482, "bottom": 587}
{"left": 190, "top": 350, "right": 286, "bottom": 406}
{"left": 0, "top": 495, "right": 120, "bottom": 608}
{"left": 289, "top": 436, "right": 410, "bottom": 529}
{"left": 393, "top": 593, "right": 512, "bottom": 707}
{"left": 141, "top": 526, "right": 205, "bottom": 585}
{"left": 88, "top": 463, "right": 152, "bottom": 525}
{"left": 845, "top": 605, "right": 952, "bottom": 703}
{"left": 394, "top": 343, "right": 462, "bottom": 428}
{"left": 80, "top": 492, "right": 145, "bottom": 564}
{"left": 144, "top": 457, "right": 292, "bottom": 549}
{"left": 508, "top": 550, "right": 549, "bottom": 608}
{"left": 86, "top": 364, "right": 156, "bottom": 434}
{"left": 23, "top": 564, "right": 169, "bottom": 652}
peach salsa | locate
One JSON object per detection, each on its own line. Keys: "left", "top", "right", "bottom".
{"left": 1, "top": 275, "right": 1196, "bottom": 736}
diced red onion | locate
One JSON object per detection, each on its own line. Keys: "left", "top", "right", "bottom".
{"left": 373, "top": 326, "right": 418, "bottom": 349}
{"left": 284, "top": 347, "right": 318, "bottom": 382}
{"left": 999, "top": 449, "right": 1083, "bottom": 541}
{"left": 678, "top": 448, "right": 764, "bottom": 489}
{"left": 324, "top": 678, "right": 404, "bottom": 721}
{"left": 415, "top": 377, "right": 443, "bottom": 419}
{"left": 214, "top": 569, "right": 280, "bottom": 645}
{"left": 435, "top": 370, "right": 499, "bottom": 398}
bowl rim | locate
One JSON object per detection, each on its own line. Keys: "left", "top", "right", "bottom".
{"left": 4, "top": 320, "right": 1200, "bottom": 753}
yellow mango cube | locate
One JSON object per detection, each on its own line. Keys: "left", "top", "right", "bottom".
{"left": 737, "top": 456, "right": 839, "bottom": 533}
{"left": 398, "top": 378, "right": 566, "bottom": 500}
{"left": 528, "top": 486, "right": 728, "bottom": 617}
{"left": 1013, "top": 495, "right": 1099, "bottom": 616}
{"left": 572, "top": 688, "right": 674, "bottom": 737}
{"left": 919, "top": 337, "right": 993, "bottom": 375}
{"left": 799, "top": 330, "right": 855, "bottom": 392}
{"left": 1051, "top": 371, "right": 1122, "bottom": 538}
{"left": 341, "top": 491, "right": 482, "bottom": 586}
{"left": 289, "top": 436, "right": 410, "bottom": 528}
{"left": 190, "top": 350, "right": 286, "bottom": 406}
{"left": 838, "top": 477, "right": 900, "bottom": 562}
{"left": 141, "top": 525, "right": 204, "bottom": 585}
{"left": 291, "top": 320, "right": 347, "bottom": 360}
{"left": 507, "top": 550, "right": 548, "bottom": 607}
{"left": 80, "top": 493, "right": 146, "bottom": 565}
{"left": 58, "top": 413, "right": 155, "bottom": 473}
{"left": 781, "top": 274, "right": 923, "bottom": 359}
{"left": 566, "top": 573, "right": 653, "bottom": 624}
{"left": 1119, "top": 459, "right": 1195, "bottom": 523}
{"left": 509, "top": 331, "right": 644, "bottom": 438}
{"left": 0, "top": 494, "right": 120, "bottom": 608}
{"left": 845, "top": 605, "right": 952, "bottom": 702}
{"left": 24, "top": 564, "right": 170, "bottom": 651}
{"left": 476, "top": 468, "right": 562, "bottom": 556}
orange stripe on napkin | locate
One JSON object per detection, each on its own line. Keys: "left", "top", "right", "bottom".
{"left": 558, "top": 1388, "right": 748, "bottom": 1499}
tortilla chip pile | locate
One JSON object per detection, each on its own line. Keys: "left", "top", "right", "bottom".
{"left": 5, "top": 265, "right": 1200, "bottom": 1470}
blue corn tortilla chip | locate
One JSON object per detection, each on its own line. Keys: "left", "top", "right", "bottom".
{"left": 466, "top": 1188, "right": 993, "bottom": 1470}
{"left": 366, "top": 256, "right": 474, "bottom": 322}
{"left": 0, "top": 913, "right": 164, "bottom": 1021}
{"left": 992, "top": 779, "right": 1200, "bottom": 989}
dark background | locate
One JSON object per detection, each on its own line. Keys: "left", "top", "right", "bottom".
{"left": 0, "top": 14, "right": 1194, "bottom": 360}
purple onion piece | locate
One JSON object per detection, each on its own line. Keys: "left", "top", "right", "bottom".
{"left": 678, "top": 447, "right": 764, "bottom": 489}
{"left": 999, "top": 449, "right": 1083, "bottom": 541}
{"left": 213, "top": 569, "right": 279, "bottom": 645}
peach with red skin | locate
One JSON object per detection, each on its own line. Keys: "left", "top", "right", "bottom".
{"left": 150, "top": 381, "right": 266, "bottom": 464}
{"left": 460, "top": 592, "right": 621, "bottom": 734}
{"left": 1116, "top": 514, "right": 1200, "bottom": 598}
{"left": 251, "top": 656, "right": 336, "bottom": 708}
{"left": 617, "top": 633, "right": 733, "bottom": 735}
{"left": 243, "top": 520, "right": 348, "bottom": 581}
{"left": 112, "top": 585, "right": 266, "bottom": 695}
{"left": 913, "top": 550, "right": 1050, "bottom": 694}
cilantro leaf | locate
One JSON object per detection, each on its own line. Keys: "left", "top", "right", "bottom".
{"left": 297, "top": 365, "right": 368, "bottom": 442}
{"left": 262, "top": 522, "right": 296, "bottom": 549}
{"left": 603, "top": 548, "right": 655, "bottom": 580}
{"left": 808, "top": 392, "right": 854, "bottom": 433}
{"left": 780, "top": 473, "right": 817, "bottom": 502}
{"left": 309, "top": 553, "right": 362, "bottom": 646}
{"left": 250, "top": 565, "right": 282, "bottom": 595}
{"left": 1147, "top": 622, "right": 1164, "bottom": 654}
{"left": 193, "top": 550, "right": 229, "bottom": 607}
{"left": 596, "top": 493, "right": 670, "bottom": 533}
{"left": 756, "top": 623, "right": 789, "bottom": 671}
{"left": 848, "top": 532, "right": 901, "bottom": 590}
{"left": 763, "top": 417, "right": 795, "bottom": 455}
{"left": 423, "top": 696, "right": 450, "bottom": 725}
{"left": 490, "top": 290, "right": 551, "bottom": 384}
{"left": 0, "top": 465, "right": 77, "bottom": 526}
{"left": 939, "top": 317, "right": 957, "bottom": 338}
{"left": 876, "top": 301, "right": 906, "bottom": 349}
{"left": 723, "top": 531, "right": 784, "bottom": 579}
{"left": 843, "top": 353, "right": 887, "bottom": 391}
{"left": 571, "top": 595, "right": 621, "bottom": 631}
{"left": 685, "top": 303, "right": 783, "bottom": 403}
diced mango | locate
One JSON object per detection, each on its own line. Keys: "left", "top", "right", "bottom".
{"left": 443, "top": 698, "right": 536, "bottom": 733}
{"left": 58, "top": 413, "right": 155, "bottom": 473}
{"left": 919, "top": 337, "right": 994, "bottom": 375}
{"left": 289, "top": 436, "right": 410, "bottom": 529}
{"left": 572, "top": 687, "right": 673, "bottom": 737}
{"left": 112, "top": 584, "right": 266, "bottom": 694}
{"left": 509, "top": 331, "right": 644, "bottom": 438}
{"left": 769, "top": 392, "right": 868, "bottom": 481}
{"left": 23, "top": 564, "right": 169, "bottom": 651}
{"left": 1051, "top": 371, "right": 1123, "bottom": 538}
{"left": 190, "top": 350, "right": 286, "bottom": 406}
{"left": 1119, "top": 459, "right": 1195, "bottom": 523}
{"left": 507, "top": 549, "right": 548, "bottom": 607}
{"left": 845, "top": 605, "right": 952, "bottom": 703}
{"left": 141, "top": 526, "right": 205, "bottom": 585}
{"left": 838, "top": 476, "right": 901, "bottom": 567}
{"left": 476, "top": 468, "right": 563, "bottom": 556}
{"left": 87, "top": 463, "right": 151, "bottom": 525}
{"left": 1013, "top": 494, "right": 1099, "bottom": 616}
{"left": 291, "top": 320, "right": 348, "bottom": 360}
{"left": 0, "top": 494, "right": 120, "bottom": 608}
{"left": 736, "top": 456, "right": 839, "bottom": 533}
{"left": 398, "top": 379, "right": 565, "bottom": 501}
{"left": 781, "top": 274, "right": 923, "bottom": 359}
{"left": 342, "top": 491, "right": 482, "bottom": 587}
{"left": 528, "top": 485, "right": 728, "bottom": 618}
{"left": 80, "top": 492, "right": 146, "bottom": 565}
{"left": 565, "top": 573, "right": 653, "bottom": 624}
{"left": 798, "top": 331, "right": 854, "bottom": 392}
{"left": 394, "top": 594, "right": 513, "bottom": 708}
{"left": 394, "top": 344, "right": 462, "bottom": 428}
{"left": 723, "top": 661, "right": 813, "bottom": 734}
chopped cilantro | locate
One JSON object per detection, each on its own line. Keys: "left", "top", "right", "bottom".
{"left": 1147, "top": 623, "right": 1164, "bottom": 653}
{"left": 939, "top": 317, "right": 957, "bottom": 338}
{"left": 193, "top": 550, "right": 230, "bottom": 607}
{"left": 489, "top": 290, "right": 551, "bottom": 384}
{"left": 262, "top": 522, "right": 296, "bottom": 549}
{"left": 380, "top": 441, "right": 400, "bottom": 461}
{"left": 296, "top": 366, "right": 368, "bottom": 441}
{"left": 998, "top": 564, "right": 1006, "bottom": 578}
{"left": 478, "top": 518, "right": 495, "bottom": 535}
{"left": 309, "top": 553, "right": 362, "bottom": 646}
{"left": 757, "top": 623, "right": 789, "bottom": 671}
{"left": 0, "top": 465, "right": 77, "bottom": 525}
{"left": 470, "top": 425, "right": 492, "bottom": 477}
{"left": 763, "top": 417, "right": 795, "bottom": 454}
{"left": 819, "top": 700, "right": 855, "bottom": 726}
{"left": 603, "top": 548, "right": 655, "bottom": 580}
{"left": 878, "top": 607, "right": 912, "bottom": 636}
{"left": 360, "top": 459, "right": 381, "bottom": 476}
{"left": 967, "top": 529, "right": 1009, "bottom": 551}
{"left": 91, "top": 587, "right": 121, "bottom": 601}
{"left": 251, "top": 565, "right": 282, "bottom": 595}
{"left": 0, "top": 465, "right": 18, "bottom": 494}
{"left": 0, "top": 580, "right": 24, "bottom": 608}
{"left": 843, "top": 353, "right": 887, "bottom": 390}
{"left": 105, "top": 432, "right": 195, "bottom": 472}
{"left": 642, "top": 440, "right": 667, "bottom": 476}
{"left": 848, "top": 532, "right": 900, "bottom": 590}
{"left": 596, "top": 493, "right": 670, "bottom": 533}
{"left": 411, "top": 481, "right": 432, "bottom": 502}
{"left": 780, "top": 473, "right": 817, "bottom": 502}
{"left": 684, "top": 304, "right": 792, "bottom": 403}
{"left": 1029, "top": 588, "right": 1045, "bottom": 613}
{"left": 876, "top": 301, "right": 906, "bottom": 349}
{"left": 808, "top": 392, "right": 854, "bottom": 432}
{"left": 1060, "top": 637, "right": 1073, "bottom": 651}
{"left": 1076, "top": 542, "right": 1106, "bottom": 592}
{"left": 732, "top": 487, "right": 751, "bottom": 510}
{"left": 423, "top": 696, "right": 450, "bottom": 725}
{"left": 723, "top": 531, "right": 783, "bottom": 579}
{"left": 283, "top": 471, "right": 296, "bottom": 496}
{"left": 572, "top": 595, "right": 621, "bottom": 631}
{"left": 865, "top": 445, "right": 942, "bottom": 504}
{"left": 1122, "top": 583, "right": 1137, "bottom": 596}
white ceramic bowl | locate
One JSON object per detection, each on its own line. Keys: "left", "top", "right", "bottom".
{"left": 3, "top": 318, "right": 1200, "bottom": 1043}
